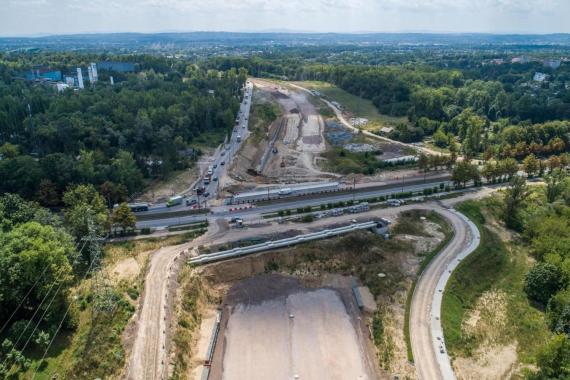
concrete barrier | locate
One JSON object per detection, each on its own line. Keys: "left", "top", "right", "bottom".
{"left": 189, "top": 221, "right": 377, "bottom": 265}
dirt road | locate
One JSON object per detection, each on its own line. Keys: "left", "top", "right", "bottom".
{"left": 125, "top": 221, "right": 226, "bottom": 380}
{"left": 125, "top": 193, "right": 481, "bottom": 380}
{"left": 288, "top": 82, "right": 447, "bottom": 157}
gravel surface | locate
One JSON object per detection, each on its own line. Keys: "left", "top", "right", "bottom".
{"left": 213, "top": 275, "right": 374, "bottom": 380}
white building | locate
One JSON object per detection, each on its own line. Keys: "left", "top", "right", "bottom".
{"left": 76, "top": 68, "right": 84, "bottom": 89}
{"left": 533, "top": 72, "right": 548, "bottom": 82}
{"left": 89, "top": 62, "right": 98, "bottom": 82}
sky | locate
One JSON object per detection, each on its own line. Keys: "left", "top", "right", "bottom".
{"left": 2, "top": 0, "right": 570, "bottom": 36}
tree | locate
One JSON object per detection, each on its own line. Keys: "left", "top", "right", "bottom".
{"left": 547, "top": 288, "right": 570, "bottom": 336}
{"left": 451, "top": 161, "right": 480, "bottom": 188}
{"left": 0, "top": 194, "right": 55, "bottom": 232}
{"left": 524, "top": 263, "right": 565, "bottom": 305}
{"left": 497, "top": 158, "right": 518, "bottom": 180}
{"left": 418, "top": 153, "right": 429, "bottom": 172}
{"left": 545, "top": 169, "right": 567, "bottom": 203}
{"left": 111, "top": 203, "right": 136, "bottom": 234}
{"left": 37, "top": 179, "right": 60, "bottom": 206}
{"left": 530, "top": 334, "right": 570, "bottom": 380}
{"left": 481, "top": 162, "right": 497, "bottom": 183}
{"left": 99, "top": 181, "right": 128, "bottom": 208}
{"left": 523, "top": 153, "right": 540, "bottom": 177}
{"left": 63, "top": 184, "right": 109, "bottom": 244}
{"left": 111, "top": 150, "right": 144, "bottom": 195}
{"left": 0, "top": 222, "right": 77, "bottom": 326}
{"left": 0, "top": 143, "right": 19, "bottom": 159}
{"left": 503, "top": 175, "right": 530, "bottom": 230}
{"left": 432, "top": 128, "right": 448, "bottom": 148}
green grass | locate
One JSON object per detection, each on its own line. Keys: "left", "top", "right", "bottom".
{"left": 441, "top": 199, "right": 552, "bottom": 363}
{"left": 293, "top": 81, "right": 408, "bottom": 131}
{"left": 21, "top": 281, "right": 136, "bottom": 380}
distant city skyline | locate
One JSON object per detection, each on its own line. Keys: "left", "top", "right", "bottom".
{"left": 2, "top": 0, "right": 570, "bottom": 37}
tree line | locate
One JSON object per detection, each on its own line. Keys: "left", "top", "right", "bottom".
{"left": 0, "top": 53, "right": 247, "bottom": 204}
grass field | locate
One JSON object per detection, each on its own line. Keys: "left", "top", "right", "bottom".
{"left": 292, "top": 81, "right": 408, "bottom": 131}
{"left": 441, "top": 199, "right": 552, "bottom": 364}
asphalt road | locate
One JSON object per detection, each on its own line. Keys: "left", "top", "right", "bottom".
{"left": 136, "top": 81, "right": 253, "bottom": 214}
{"left": 409, "top": 205, "right": 480, "bottom": 380}
{"left": 135, "top": 175, "right": 453, "bottom": 228}
{"left": 126, "top": 193, "right": 482, "bottom": 380}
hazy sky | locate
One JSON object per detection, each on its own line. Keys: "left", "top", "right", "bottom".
{"left": 2, "top": 0, "right": 570, "bottom": 36}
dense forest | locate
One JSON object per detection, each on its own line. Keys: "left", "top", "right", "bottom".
{"left": 0, "top": 53, "right": 246, "bottom": 204}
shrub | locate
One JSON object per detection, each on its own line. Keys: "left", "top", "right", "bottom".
{"left": 524, "top": 263, "right": 565, "bottom": 305}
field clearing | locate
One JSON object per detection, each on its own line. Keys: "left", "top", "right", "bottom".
{"left": 292, "top": 81, "right": 408, "bottom": 132}
{"left": 219, "top": 277, "right": 373, "bottom": 380}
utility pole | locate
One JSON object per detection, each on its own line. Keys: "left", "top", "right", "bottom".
{"left": 83, "top": 216, "right": 114, "bottom": 322}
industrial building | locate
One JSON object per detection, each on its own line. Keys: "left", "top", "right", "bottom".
{"left": 24, "top": 67, "right": 62, "bottom": 82}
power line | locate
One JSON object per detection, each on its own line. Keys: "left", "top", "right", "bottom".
{"left": 1, "top": 240, "right": 87, "bottom": 372}
{"left": 30, "top": 254, "right": 99, "bottom": 380}
{"left": 0, "top": 265, "right": 50, "bottom": 336}
{"left": 0, "top": 239, "right": 85, "bottom": 336}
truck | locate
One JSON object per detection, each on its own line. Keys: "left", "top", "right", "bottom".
{"left": 121, "top": 202, "right": 149, "bottom": 212}
{"left": 166, "top": 195, "right": 184, "bottom": 207}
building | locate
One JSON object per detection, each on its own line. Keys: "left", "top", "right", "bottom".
{"left": 533, "top": 72, "right": 548, "bottom": 82}
{"left": 87, "top": 66, "right": 94, "bottom": 83}
{"left": 55, "top": 83, "right": 69, "bottom": 92}
{"left": 97, "top": 61, "right": 135, "bottom": 72}
{"left": 65, "top": 76, "right": 76, "bottom": 87}
{"left": 25, "top": 67, "right": 62, "bottom": 82}
{"left": 544, "top": 59, "right": 562, "bottom": 69}
{"left": 90, "top": 63, "right": 98, "bottom": 82}
{"left": 76, "top": 68, "right": 84, "bottom": 89}
{"left": 512, "top": 55, "right": 532, "bottom": 64}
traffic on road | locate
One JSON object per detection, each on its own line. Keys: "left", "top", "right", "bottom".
{"left": 130, "top": 80, "right": 254, "bottom": 215}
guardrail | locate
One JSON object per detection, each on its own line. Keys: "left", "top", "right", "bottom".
{"left": 189, "top": 221, "right": 378, "bottom": 265}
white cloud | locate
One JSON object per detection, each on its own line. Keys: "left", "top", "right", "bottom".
{"left": 1, "top": 0, "right": 569, "bottom": 35}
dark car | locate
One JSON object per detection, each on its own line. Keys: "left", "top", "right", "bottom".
{"left": 203, "top": 192, "right": 210, "bottom": 198}
{"left": 220, "top": 161, "right": 225, "bottom": 166}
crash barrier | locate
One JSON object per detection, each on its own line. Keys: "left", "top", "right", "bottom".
{"left": 135, "top": 207, "right": 210, "bottom": 221}
{"left": 189, "top": 221, "right": 378, "bottom": 265}
{"left": 199, "top": 309, "right": 222, "bottom": 380}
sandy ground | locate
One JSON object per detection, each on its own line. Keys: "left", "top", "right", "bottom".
{"left": 454, "top": 344, "right": 519, "bottom": 380}
{"left": 247, "top": 79, "right": 338, "bottom": 183}
{"left": 210, "top": 275, "right": 375, "bottom": 380}
{"left": 139, "top": 165, "right": 201, "bottom": 203}
{"left": 124, "top": 220, "right": 229, "bottom": 380}
{"left": 288, "top": 82, "right": 447, "bottom": 157}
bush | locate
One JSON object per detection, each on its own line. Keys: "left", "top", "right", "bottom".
{"left": 300, "top": 214, "right": 315, "bottom": 223}
{"left": 524, "top": 263, "right": 565, "bottom": 306}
